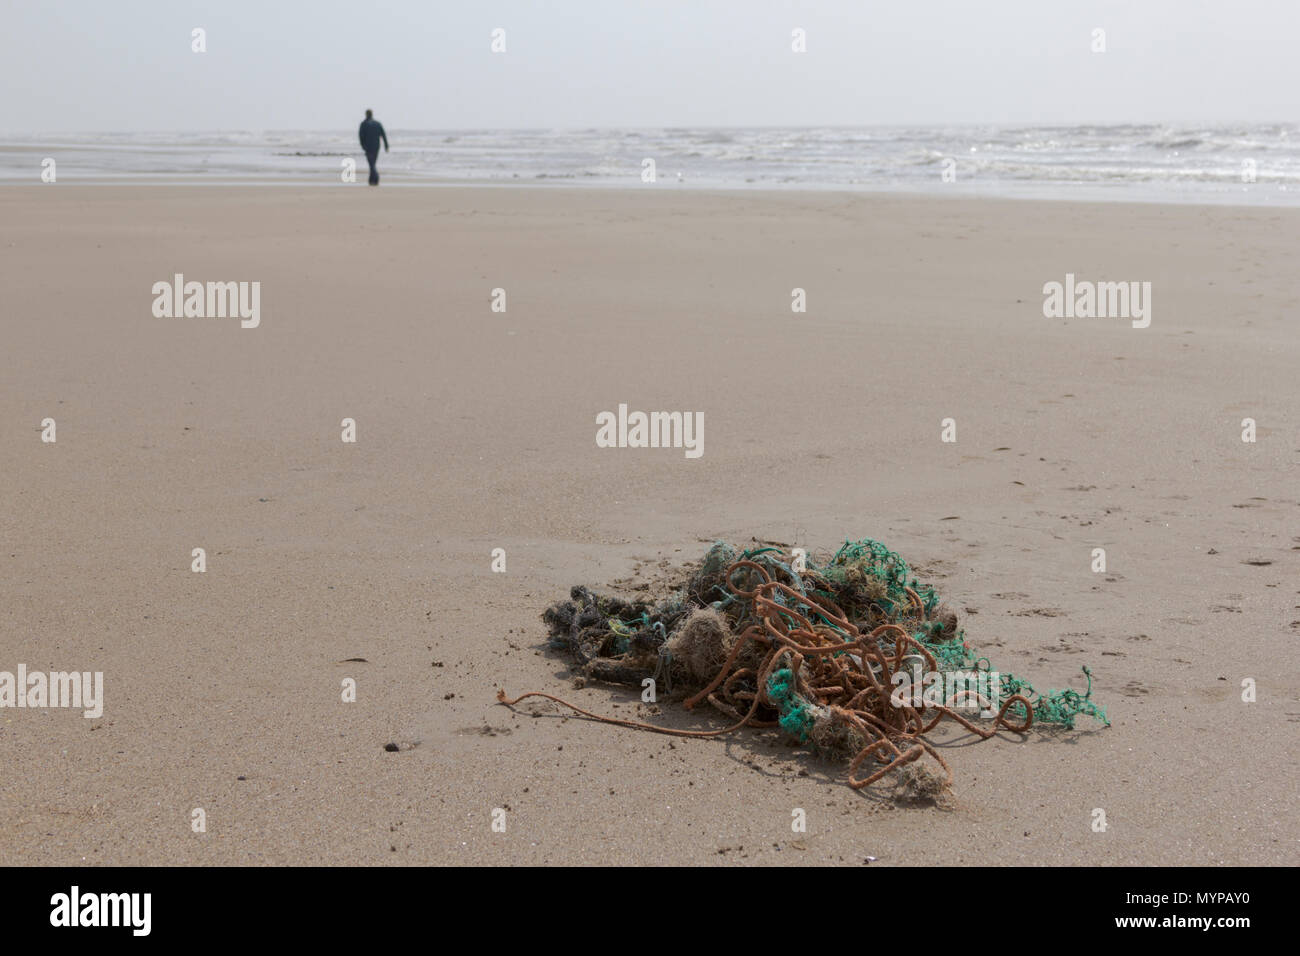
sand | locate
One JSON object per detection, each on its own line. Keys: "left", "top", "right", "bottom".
{"left": 0, "top": 184, "right": 1296, "bottom": 865}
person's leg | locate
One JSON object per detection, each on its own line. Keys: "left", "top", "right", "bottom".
{"left": 365, "top": 148, "right": 379, "bottom": 185}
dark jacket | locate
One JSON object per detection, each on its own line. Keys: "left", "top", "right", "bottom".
{"left": 359, "top": 118, "right": 388, "bottom": 153}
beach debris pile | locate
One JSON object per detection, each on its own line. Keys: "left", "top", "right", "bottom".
{"left": 498, "top": 539, "right": 1108, "bottom": 794}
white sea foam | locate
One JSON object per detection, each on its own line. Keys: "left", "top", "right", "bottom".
{"left": 3, "top": 124, "right": 1298, "bottom": 204}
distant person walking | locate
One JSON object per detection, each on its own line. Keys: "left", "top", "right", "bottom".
{"left": 358, "top": 109, "right": 389, "bottom": 186}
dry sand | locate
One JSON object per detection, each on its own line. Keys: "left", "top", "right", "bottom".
{"left": 1, "top": 184, "right": 1296, "bottom": 865}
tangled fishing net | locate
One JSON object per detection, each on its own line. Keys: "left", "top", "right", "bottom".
{"left": 497, "top": 539, "right": 1108, "bottom": 793}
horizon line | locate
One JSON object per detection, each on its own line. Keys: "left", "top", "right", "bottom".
{"left": 2, "top": 119, "right": 1296, "bottom": 138}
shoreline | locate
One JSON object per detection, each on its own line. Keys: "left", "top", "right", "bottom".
{"left": 2, "top": 178, "right": 1297, "bottom": 209}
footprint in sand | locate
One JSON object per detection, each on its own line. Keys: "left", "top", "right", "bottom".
{"left": 1040, "top": 638, "right": 1084, "bottom": 654}
{"left": 1121, "top": 681, "right": 1149, "bottom": 697}
{"left": 457, "top": 725, "right": 513, "bottom": 737}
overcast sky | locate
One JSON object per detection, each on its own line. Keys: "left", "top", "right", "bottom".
{"left": 3, "top": 0, "right": 1296, "bottom": 131}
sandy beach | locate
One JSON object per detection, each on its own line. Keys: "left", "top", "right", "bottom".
{"left": 1, "top": 184, "right": 1296, "bottom": 866}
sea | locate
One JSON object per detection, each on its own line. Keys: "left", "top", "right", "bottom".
{"left": 3, "top": 124, "right": 1298, "bottom": 205}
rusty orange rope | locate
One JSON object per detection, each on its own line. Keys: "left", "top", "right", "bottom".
{"left": 499, "top": 557, "right": 1034, "bottom": 790}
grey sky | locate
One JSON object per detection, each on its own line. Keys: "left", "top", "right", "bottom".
{"left": 3, "top": 0, "right": 1296, "bottom": 131}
